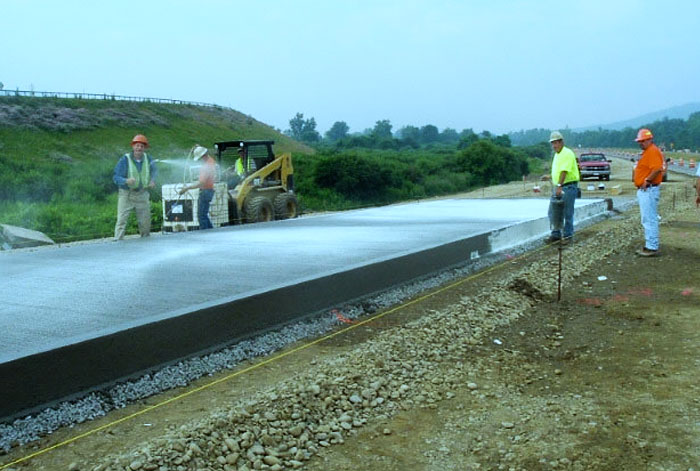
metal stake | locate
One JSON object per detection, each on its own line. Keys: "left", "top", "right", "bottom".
{"left": 557, "top": 241, "right": 563, "bottom": 302}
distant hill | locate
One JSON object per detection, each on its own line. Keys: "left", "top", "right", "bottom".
{"left": 573, "top": 102, "right": 700, "bottom": 132}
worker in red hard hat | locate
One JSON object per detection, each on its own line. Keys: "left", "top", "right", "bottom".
{"left": 633, "top": 128, "right": 664, "bottom": 256}
{"left": 113, "top": 134, "right": 158, "bottom": 240}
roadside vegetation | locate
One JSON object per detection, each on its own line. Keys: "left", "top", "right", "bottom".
{"left": 0, "top": 96, "right": 547, "bottom": 243}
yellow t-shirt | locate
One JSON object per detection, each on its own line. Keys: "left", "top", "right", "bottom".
{"left": 551, "top": 146, "right": 580, "bottom": 184}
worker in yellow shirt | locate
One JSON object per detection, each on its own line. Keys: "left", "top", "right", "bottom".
{"left": 543, "top": 131, "right": 580, "bottom": 243}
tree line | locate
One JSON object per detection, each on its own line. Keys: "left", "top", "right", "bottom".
{"left": 509, "top": 112, "right": 700, "bottom": 150}
{"left": 288, "top": 110, "right": 700, "bottom": 152}
{"left": 284, "top": 113, "right": 500, "bottom": 150}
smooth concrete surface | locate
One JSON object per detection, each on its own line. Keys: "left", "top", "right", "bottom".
{"left": 0, "top": 198, "right": 607, "bottom": 418}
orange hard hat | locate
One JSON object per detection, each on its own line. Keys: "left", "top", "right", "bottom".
{"left": 131, "top": 134, "right": 149, "bottom": 147}
{"left": 635, "top": 128, "right": 653, "bottom": 142}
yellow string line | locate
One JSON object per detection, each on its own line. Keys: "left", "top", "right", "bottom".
{"left": 1, "top": 244, "right": 547, "bottom": 470}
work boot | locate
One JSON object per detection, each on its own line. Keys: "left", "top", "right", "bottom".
{"left": 636, "top": 247, "right": 659, "bottom": 257}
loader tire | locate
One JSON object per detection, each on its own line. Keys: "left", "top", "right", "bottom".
{"left": 273, "top": 193, "right": 299, "bottom": 220}
{"left": 244, "top": 196, "right": 274, "bottom": 223}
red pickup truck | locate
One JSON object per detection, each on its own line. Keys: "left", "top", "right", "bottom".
{"left": 578, "top": 152, "right": 611, "bottom": 181}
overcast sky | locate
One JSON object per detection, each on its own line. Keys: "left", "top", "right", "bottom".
{"left": 2, "top": 0, "right": 699, "bottom": 135}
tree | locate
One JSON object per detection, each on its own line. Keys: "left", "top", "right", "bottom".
{"left": 491, "top": 134, "right": 512, "bottom": 147}
{"left": 286, "top": 113, "right": 305, "bottom": 141}
{"left": 455, "top": 140, "right": 528, "bottom": 186}
{"left": 396, "top": 125, "right": 420, "bottom": 141}
{"left": 372, "top": 119, "right": 393, "bottom": 139}
{"left": 440, "top": 128, "right": 459, "bottom": 143}
{"left": 457, "top": 129, "right": 479, "bottom": 149}
{"left": 285, "top": 112, "right": 320, "bottom": 143}
{"left": 300, "top": 117, "right": 321, "bottom": 143}
{"left": 325, "top": 121, "right": 350, "bottom": 142}
{"left": 420, "top": 124, "right": 439, "bottom": 144}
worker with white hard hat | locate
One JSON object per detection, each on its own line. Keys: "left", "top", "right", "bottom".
{"left": 113, "top": 134, "right": 158, "bottom": 240}
{"left": 543, "top": 131, "right": 580, "bottom": 244}
{"left": 179, "top": 145, "right": 217, "bottom": 230}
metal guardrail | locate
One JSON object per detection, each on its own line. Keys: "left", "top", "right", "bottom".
{"left": 0, "top": 89, "right": 221, "bottom": 109}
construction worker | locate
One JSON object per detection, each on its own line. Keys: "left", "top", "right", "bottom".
{"left": 235, "top": 146, "right": 257, "bottom": 175}
{"left": 179, "top": 145, "right": 217, "bottom": 230}
{"left": 224, "top": 146, "right": 255, "bottom": 188}
{"left": 543, "top": 131, "right": 580, "bottom": 243}
{"left": 113, "top": 134, "right": 157, "bottom": 240}
{"left": 633, "top": 128, "right": 664, "bottom": 256}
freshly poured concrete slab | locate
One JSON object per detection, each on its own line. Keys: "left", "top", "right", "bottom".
{"left": 0, "top": 198, "right": 607, "bottom": 418}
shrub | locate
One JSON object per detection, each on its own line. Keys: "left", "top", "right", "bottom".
{"left": 313, "top": 153, "right": 396, "bottom": 200}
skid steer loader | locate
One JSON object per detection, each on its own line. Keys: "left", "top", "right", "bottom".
{"left": 161, "top": 140, "right": 299, "bottom": 231}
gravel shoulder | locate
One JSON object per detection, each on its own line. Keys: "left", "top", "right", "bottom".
{"left": 2, "top": 163, "right": 699, "bottom": 471}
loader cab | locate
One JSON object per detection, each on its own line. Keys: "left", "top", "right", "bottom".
{"left": 214, "top": 140, "right": 275, "bottom": 181}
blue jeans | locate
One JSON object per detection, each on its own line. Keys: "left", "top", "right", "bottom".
{"left": 637, "top": 186, "right": 660, "bottom": 250}
{"left": 198, "top": 189, "right": 214, "bottom": 230}
{"left": 549, "top": 184, "right": 577, "bottom": 239}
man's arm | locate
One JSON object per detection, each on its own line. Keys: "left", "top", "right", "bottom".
{"left": 554, "top": 170, "right": 568, "bottom": 196}
{"left": 149, "top": 157, "right": 158, "bottom": 187}
{"left": 113, "top": 156, "right": 128, "bottom": 187}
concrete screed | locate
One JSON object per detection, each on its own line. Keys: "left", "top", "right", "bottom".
{"left": 0, "top": 198, "right": 607, "bottom": 419}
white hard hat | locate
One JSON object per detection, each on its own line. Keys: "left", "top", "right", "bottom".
{"left": 549, "top": 131, "right": 564, "bottom": 142}
{"left": 192, "top": 145, "right": 208, "bottom": 161}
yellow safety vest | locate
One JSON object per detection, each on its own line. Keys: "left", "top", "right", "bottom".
{"left": 126, "top": 153, "right": 151, "bottom": 190}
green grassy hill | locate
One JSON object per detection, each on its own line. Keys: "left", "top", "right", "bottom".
{"left": 0, "top": 95, "right": 314, "bottom": 242}
{"left": 0, "top": 95, "right": 312, "bottom": 161}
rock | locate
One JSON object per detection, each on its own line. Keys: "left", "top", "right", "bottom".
{"left": 225, "top": 438, "right": 240, "bottom": 451}
{"left": 467, "top": 382, "right": 478, "bottom": 390}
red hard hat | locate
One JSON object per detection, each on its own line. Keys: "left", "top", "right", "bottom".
{"left": 131, "top": 134, "right": 149, "bottom": 147}
{"left": 635, "top": 128, "right": 653, "bottom": 142}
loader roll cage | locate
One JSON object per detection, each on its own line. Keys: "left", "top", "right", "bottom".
{"left": 214, "top": 140, "right": 275, "bottom": 175}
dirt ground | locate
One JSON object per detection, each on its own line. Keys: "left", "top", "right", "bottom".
{"left": 2, "top": 158, "right": 699, "bottom": 471}
{"left": 304, "top": 211, "right": 700, "bottom": 471}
